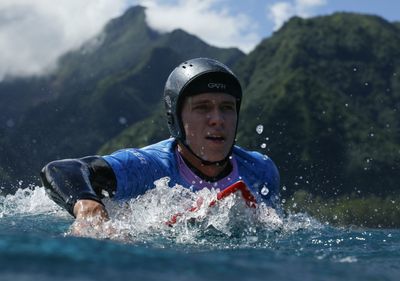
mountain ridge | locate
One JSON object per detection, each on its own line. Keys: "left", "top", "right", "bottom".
{"left": 0, "top": 5, "right": 244, "bottom": 187}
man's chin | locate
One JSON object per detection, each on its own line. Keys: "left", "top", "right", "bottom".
{"left": 201, "top": 152, "right": 230, "bottom": 163}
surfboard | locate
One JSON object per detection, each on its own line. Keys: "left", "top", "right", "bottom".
{"left": 166, "top": 180, "right": 257, "bottom": 226}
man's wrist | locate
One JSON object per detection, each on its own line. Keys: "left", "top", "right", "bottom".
{"left": 73, "top": 199, "right": 108, "bottom": 220}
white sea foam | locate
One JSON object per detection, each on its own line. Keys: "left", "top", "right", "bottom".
{"left": 0, "top": 184, "right": 64, "bottom": 218}
{"left": 0, "top": 178, "right": 321, "bottom": 245}
{"left": 82, "top": 178, "right": 314, "bottom": 244}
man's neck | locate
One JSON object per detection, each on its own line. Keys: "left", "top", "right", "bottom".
{"left": 177, "top": 143, "right": 229, "bottom": 178}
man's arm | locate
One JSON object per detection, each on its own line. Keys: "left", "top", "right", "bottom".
{"left": 40, "top": 156, "right": 117, "bottom": 218}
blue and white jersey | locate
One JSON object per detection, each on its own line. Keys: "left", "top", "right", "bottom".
{"left": 103, "top": 138, "right": 280, "bottom": 208}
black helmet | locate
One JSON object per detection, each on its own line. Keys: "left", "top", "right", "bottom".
{"left": 164, "top": 57, "right": 242, "bottom": 142}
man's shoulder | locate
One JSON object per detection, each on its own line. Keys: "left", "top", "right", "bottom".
{"left": 233, "top": 145, "right": 273, "bottom": 165}
{"left": 109, "top": 138, "right": 174, "bottom": 153}
{"left": 142, "top": 138, "right": 176, "bottom": 152}
{"left": 103, "top": 138, "right": 176, "bottom": 163}
{"left": 233, "top": 145, "right": 280, "bottom": 200}
{"left": 233, "top": 145, "right": 279, "bottom": 179}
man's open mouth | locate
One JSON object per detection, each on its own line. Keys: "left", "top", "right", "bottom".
{"left": 206, "top": 135, "right": 225, "bottom": 141}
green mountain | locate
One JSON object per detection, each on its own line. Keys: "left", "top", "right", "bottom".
{"left": 235, "top": 13, "right": 400, "bottom": 197}
{"left": 0, "top": 6, "right": 244, "bottom": 187}
{"left": 102, "top": 13, "right": 400, "bottom": 198}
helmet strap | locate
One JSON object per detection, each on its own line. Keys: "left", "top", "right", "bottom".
{"left": 179, "top": 140, "right": 231, "bottom": 166}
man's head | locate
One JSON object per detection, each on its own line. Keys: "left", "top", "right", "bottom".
{"left": 181, "top": 92, "right": 237, "bottom": 163}
{"left": 164, "top": 58, "right": 242, "bottom": 164}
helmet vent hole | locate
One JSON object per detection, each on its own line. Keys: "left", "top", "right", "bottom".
{"left": 189, "top": 64, "right": 193, "bottom": 67}
{"left": 182, "top": 66, "right": 186, "bottom": 69}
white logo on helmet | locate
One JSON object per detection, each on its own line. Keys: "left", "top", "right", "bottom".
{"left": 208, "top": 83, "right": 226, "bottom": 90}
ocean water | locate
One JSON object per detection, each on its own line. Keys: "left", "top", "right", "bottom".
{"left": 0, "top": 180, "right": 399, "bottom": 281}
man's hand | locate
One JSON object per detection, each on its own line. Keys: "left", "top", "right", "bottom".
{"left": 73, "top": 199, "right": 109, "bottom": 220}
{"left": 71, "top": 199, "right": 111, "bottom": 237}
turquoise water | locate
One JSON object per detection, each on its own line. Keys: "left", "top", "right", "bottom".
{"left": 1, "top": 184, "right": 399, "bottom": 281}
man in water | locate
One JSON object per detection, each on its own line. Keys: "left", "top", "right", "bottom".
{"left": 41, "top": 58, "right": 280, "bottom": 229}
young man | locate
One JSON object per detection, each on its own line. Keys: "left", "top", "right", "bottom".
{"left": 41, "top": 58, "right": 280, "bottom": 227}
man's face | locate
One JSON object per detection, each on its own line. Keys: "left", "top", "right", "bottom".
{"left": 181, "top": 93, "right": 237, "bottom": 162}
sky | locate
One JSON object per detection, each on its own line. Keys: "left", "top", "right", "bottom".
{"left": 1, "top": 0, "right": 399, "bottom": 81}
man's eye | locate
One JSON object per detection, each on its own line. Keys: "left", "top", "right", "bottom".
{"left": 193, "top": 104, "right": 210, "bottom": 111}
{"left": 221, "top": 105, "right": 235, "bottom": 111}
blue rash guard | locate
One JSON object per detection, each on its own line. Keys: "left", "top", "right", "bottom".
{"left": 103, "top": 138, "right": 280, "bottom": 208}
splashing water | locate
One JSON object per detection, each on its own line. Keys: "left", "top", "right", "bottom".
{"left": 0, "top": 178, "right": 320, "bottom": 248}
{"left": 0, "top": 185, "right": 64, "bottom": 218}
{"left": 79, "top": 177, "right": 299, "bottom": 246}
{"left": 256, "top": 124, "right": 264, "bottom": 134}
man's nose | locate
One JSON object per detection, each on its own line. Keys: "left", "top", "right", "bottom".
{"left": 208, "top": 109, "right": 224, "bottom": 126}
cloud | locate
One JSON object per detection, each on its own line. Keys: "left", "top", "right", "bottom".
{"left": 139, "top": 0, "right": 260, "bottom": 53}
{"left": 0, "top": 0, "right": 127, "bottom": 81}
{"left": 0, "top": 0, "right": 262, "bottom": 81}
{"left": 268, "top": 0, "right": 327, "bottom": 30}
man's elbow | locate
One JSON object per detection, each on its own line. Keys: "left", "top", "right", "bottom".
{"left": 40, "top": 161, "right": 56, "bottom": 187}
{"left": 40, "top": 160, "right": 66, "bottom": 186}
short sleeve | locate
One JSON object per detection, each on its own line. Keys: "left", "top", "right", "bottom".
{"left": 102, "top": 149, "right": 162, "bottom": 199}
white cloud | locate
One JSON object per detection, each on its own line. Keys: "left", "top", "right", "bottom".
{"left": 0, "top": 0, "right": 262, "bottom": 81}
{"left": 0, "top": 0, "right": 127, "bottom": 81}
{"left": 268, "top": 2, "right": 295, "bottom": 31}
{"left": 268, "top": 0, "right": 327, "bottom": 30}
{"left": 139, "top": 0, "right": 260, "bottom": 53}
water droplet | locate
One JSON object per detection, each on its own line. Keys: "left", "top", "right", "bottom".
{"left": 101, "top": 190, "right": 110, "bottom": 197}
{"left": 260, "top": 185, "right": 269, "bottom": 196}
{"left": 118, "top": 116, "right": 127, "bottom": 125}
{"left": 256, "top": 125, "right": 263, "bottom": 134}
{"left": 6, "top": 118, "right": 15, "bottom": 128}
{"left": 260, "top": 143, "right": 266, "bottom": 149}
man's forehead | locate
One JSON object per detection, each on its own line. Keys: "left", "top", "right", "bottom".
{"left": 188, "top": 93, "right": 236, "bottom": 103}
